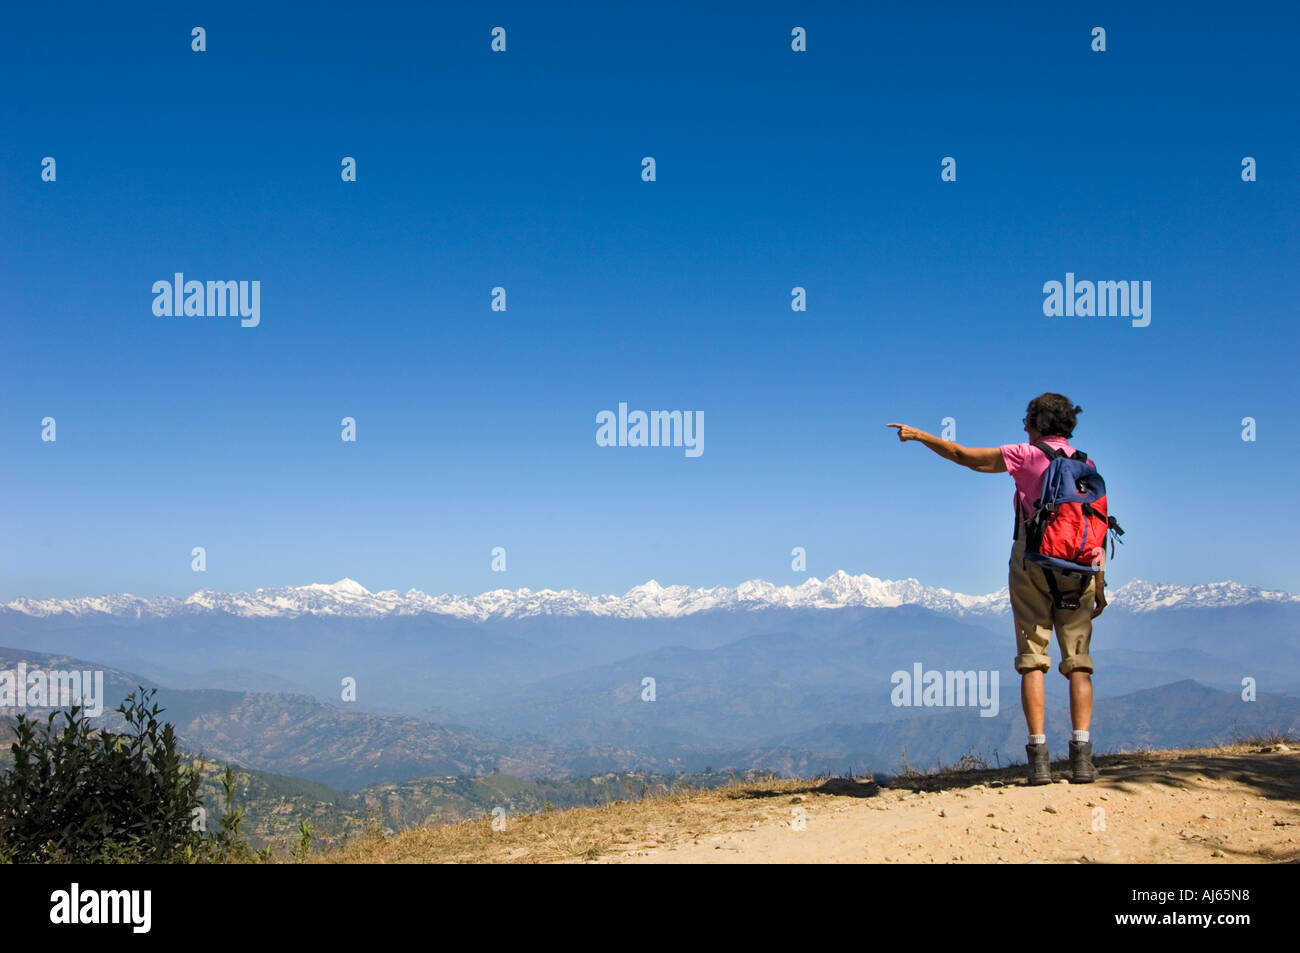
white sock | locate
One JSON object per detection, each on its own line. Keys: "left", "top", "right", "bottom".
{"left": 1072, "top": 730, "right": 1090, "bottom": 743}
{"left": 1028, "top": 733, "right": 1046, "bottom": 745}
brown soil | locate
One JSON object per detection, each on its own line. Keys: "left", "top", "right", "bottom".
{"left": 315, "top": 744, "right": 1300, "bottom": 864}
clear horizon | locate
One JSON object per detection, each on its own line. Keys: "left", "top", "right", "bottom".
{"left": 6, "top": 567, "right": 1295, "bottom": 610}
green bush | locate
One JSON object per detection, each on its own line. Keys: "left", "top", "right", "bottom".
{"left": 0, "top": 688, "right": 209, "bottom": 863}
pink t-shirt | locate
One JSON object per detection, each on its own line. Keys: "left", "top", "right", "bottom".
{"left": 1000, "top": 436, "right": 1093, "bottom": 522}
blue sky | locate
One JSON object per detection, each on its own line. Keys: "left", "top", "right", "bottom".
{"left": 2, "top": 1, "right": 1298, "bottom": 601}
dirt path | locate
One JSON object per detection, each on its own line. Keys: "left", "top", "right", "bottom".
{"left": 317, "top": 744, "right": 1300, "bottom": 864}
{"left": 603, "top": 746, "right": 1300, "bottom": 864}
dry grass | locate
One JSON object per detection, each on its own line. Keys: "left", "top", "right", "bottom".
{"left": 311, "top": 741, "right": 1297, "bottom": 864}
{"left": 312, "top": 775, "right": 813, "bottom": 864}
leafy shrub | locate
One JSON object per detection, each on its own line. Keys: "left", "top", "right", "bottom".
{"left": 0, "top": 688, "right": 234, "bottom": 863}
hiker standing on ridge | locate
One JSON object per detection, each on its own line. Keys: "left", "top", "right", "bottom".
{"left": 887, "top": 394, "right": 1123, "bottom": 785}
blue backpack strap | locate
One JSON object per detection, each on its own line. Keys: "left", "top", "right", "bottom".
{"left": 1105, "top": 515, "right": 1125, "bottom": 558}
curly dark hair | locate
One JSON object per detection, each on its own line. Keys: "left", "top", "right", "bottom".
{"left": 1025, "top": 393, "right": 1082, "bottom": 438}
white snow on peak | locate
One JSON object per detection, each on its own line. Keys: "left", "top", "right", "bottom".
{"left": 4, "top": 574, "right": 1296, "bottom": 622}
{"left": 306, "top": 578, "right": 369, "bottom": 596}
{"left": 1106, "top": 578, "right": 1299, "bottom": 613}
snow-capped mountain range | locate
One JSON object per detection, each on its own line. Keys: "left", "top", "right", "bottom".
{"left": 5, "top": 574, "right": 1298, "bottom": 622}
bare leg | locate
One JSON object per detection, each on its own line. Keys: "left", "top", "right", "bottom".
{"left": 1068, "top": 670, "right": 1093, "bottom": 732}
{"left": 1020, "top": 670, "right": 1045, "bottom": 735}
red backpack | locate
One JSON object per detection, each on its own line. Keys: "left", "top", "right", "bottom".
{"left": 1014, "top": 440, "right": 1125, "bottom": 609}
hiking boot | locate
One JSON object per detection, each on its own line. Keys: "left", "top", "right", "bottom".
{"left": 1026, "top": 743, "right": 1051, "bottom": 785}
{"left": 1069, "top": 740, "right": 1097, "bottom": 783}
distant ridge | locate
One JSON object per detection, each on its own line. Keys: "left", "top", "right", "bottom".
{"left": 6, "top": 574, "right": 1297, "bottom": 622}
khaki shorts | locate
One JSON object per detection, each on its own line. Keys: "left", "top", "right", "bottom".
{"left": 1009, "top": 528, "right": 1095, "bottom": 676}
